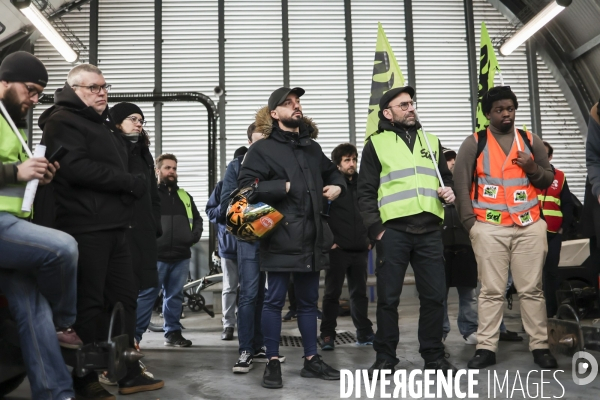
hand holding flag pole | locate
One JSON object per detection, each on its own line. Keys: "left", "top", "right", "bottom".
{"left": 412, "top": 108, "right": 445, "bottom": 189}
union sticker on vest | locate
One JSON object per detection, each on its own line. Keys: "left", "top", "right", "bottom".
{"left": 485, "top": 210, "right": 502, "bottom": 224}
{"left": 518, "top": 211, "right": 533, "bottom": 226}
{"left": 514, "top": 190, "right": 528, "bottom": 203}
{"left": 483, "top": 185, "right": 498, "bottom": 199}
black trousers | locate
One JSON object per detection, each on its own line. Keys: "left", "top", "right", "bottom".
{"left": 373, "top": 228, "right": 446, "bottom": 364}
{"left": 72, "top": 229, "right": 138, "bottom": 349}
{"left": 320, "top": 248, "right": 373, "bottom": 339}
{"left": 543, "top": 232, "right": 562, "bottom": 318}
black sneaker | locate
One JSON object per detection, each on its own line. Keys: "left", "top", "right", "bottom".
{"left": 164, "top": 330, "right": 192, "bottom": 347}
{"left": 262, "top": 359, "right": 283, "bottom": 389}
{"left": 532, "top": 349, "right": 558, "bottom": 369}
{"left": 321, "top": 336, "right": 335, "bottom": 351}
{"left": 74, "top": 381, "right": 115, "bottom": 400}
{"left": 356, "top": 332, "right": 375, "bottom": 346}
{"left": 221, "top": 327, "right": 234, "bottom": 340}
{"left": 118, "top": 372, "right": 164, "bottom": 395}
{"left": 424, "top": 357, "right": 458, "bottom": 377}
{"left": 233, "top": 351, "right": 254, "bottom": 373}
{"left": 367, "top": 359, "right": 395, "bottom": 379}
{"left": 282, "top": 310, "right": 297, "bottom": 321}
{"left": 253, "top": 346, "right": 286, "bottom": 363}
{"left": 300, "top": 354, "right": 340, "bottom": 380}
{"left": 467, "top": 349, "right": 496, "bottom": 369}
{"left": 499, "top": 330, "right": 523, "bottom": 342}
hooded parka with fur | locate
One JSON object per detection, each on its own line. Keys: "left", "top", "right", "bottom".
{"left": 238, "top": 106, "right": 346, "bottom": 272}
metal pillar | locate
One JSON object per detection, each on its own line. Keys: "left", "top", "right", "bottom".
{"left": 281, "top": 0, "right": 290, "bottom": 87}
{"left": 403, "top": 0, "right": 416, "bottom": 99}
{"left": 464, "top": 0, "right": 478, "bottom": 131}
{"left": 218, "top": 0, "right": 226, "bottom": 177}
{"left": 526, "top": 40, "right": 542, "bottom": 137}
{"left": 89, "top": 0, "right": 98, "bottom": 65}
{"left": 343, "top": 0, "right": 356, "bottom": 144}
{"left": 154, "top": 0, "right": 163, "bottom": 156}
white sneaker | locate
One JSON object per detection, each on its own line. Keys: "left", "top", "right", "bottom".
{"left": 98, "top": 372, "right": 117, "bottom": 386}
{"left": 464, "top": 333, "right": 478, "bottom": 345}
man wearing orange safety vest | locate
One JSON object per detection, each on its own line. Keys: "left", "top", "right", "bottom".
{"left": 536, "top": 141, "right": 573, "bottom": 319}
{"left": 454, "top": 86, "right": 558, "bottom": 370}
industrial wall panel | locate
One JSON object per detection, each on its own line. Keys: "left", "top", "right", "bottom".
{"left": 350, "top": 0, "right": 408, "bottom": 158}
{"left": 413, "top": 0, "right": 473, "bottom": 153}
{"left": 537, "top": 54, "right": 586, "bottom": 200}
{"left": 32, "top": 4, "right": 90, "bottom": 146}
{"left": 288, "top": 0, "right": 349, "bottom": 158}
{"left": 224, "top": 0, "right": 284, "bottom": 162}
{"left": 163, "top": 0, "right": 219, "bottom": 235}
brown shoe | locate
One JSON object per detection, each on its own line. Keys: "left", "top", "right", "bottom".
{"left": 56, "top": 327, "right": 83, "bottom": 349}
{"left": 118, "top": 372, "right": 164, "bottom": 395}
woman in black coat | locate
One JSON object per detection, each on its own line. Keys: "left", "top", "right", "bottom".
{"left": 110, "top": 102, "right": 161, "bottom": 291}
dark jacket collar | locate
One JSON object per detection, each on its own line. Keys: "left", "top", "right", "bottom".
{"left": 158, "top": 182, "right": 180, "bottom": 192}
{"left": 270, "top": 121, "right": 312, "bottom": 147}
{"left": 378, "top": 119, "right": 421, "bottom": 136}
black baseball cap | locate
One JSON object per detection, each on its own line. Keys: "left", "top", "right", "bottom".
{"left": 268, "top": 87, "right": 305, "bottom": 111}
{"left": 379, "top": 86, "right": 415, "bottom": 110}
{"left": 443, "top": 147, "right": 457, "bottom": 160}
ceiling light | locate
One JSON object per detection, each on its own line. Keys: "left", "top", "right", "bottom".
{"left": 500, "top": 0, "right": 572, "bottom": 56}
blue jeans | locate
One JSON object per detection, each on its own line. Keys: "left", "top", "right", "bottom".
{"left": 236, "top": 241, "right": 265, "bottom": 354}
{"left": 136, "top": 259, "right": 190, "bottom": 340}
{"left": 0, "top": 212, "right": 78, "bottom": 399}
{"left": 263, "top": 271, "right": 320, "bottom": 359}
{"left": 443, "top": 286, "right": 479, "bottom": 338}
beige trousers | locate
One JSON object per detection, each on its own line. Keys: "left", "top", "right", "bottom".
{"left": 470, "top": 219, "right": 549, "bottom": 352}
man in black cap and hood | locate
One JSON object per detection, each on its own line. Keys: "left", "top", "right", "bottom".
{"left": 0, "top": 51, "right": 80, "bottom": 400}
{"left": 357, "top": 86, "right": 457, "bottom": 376}
{"left": 39, "top": 64, "right": 164, "bottom": 399}
{"left": 238, "top": 87, "right": 346, "bottom": 388}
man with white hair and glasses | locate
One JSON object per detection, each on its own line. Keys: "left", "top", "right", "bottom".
{"left": 40, "top": 64, "right": 164, "bottom": 399}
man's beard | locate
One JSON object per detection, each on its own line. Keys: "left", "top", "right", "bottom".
{"left": 279, "top": 113, "right": 303, "bottom": 129}
{"left": 341, "top": 167, "right": 355, "bottom": 178}
{"left": 392, "top": 113, "right": 416, "bottom": 130}
{"left": 2, "top": 87, "right": 28, "bottom": 128}
{"left": 161, "top": 176, "right": 177, "bottom": 187}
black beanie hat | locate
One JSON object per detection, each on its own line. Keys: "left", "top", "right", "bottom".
{"left": 109, "top": 102, "right": 145, "bottom": 124}
{"left": 0, "top": 51, "right": 48, "bottom": 87}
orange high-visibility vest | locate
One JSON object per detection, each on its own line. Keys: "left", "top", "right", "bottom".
{"left": 536, "top": 168, "right": 565, "bottom": 233}
{"left": 470, "top": 128, "right": 540, "bottom": 226}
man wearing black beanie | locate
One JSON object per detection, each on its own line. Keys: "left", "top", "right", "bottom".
{"left": 1, "top": 51, "right": 80, "bottom": 400}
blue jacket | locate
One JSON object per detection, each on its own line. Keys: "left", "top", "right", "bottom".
{"left": 206, "top": 180, "right": 237, "bottom": 260}
{"left": 220, "top": 155, "right": 243, "bottom": 221}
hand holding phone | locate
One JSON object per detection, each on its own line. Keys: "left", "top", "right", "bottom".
{"left": 48, "top": 146, "right": 69, "bottom": 164}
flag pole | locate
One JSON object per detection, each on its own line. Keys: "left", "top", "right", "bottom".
{"left": 0, "top": 100, "right": 34, "bottom": 158}
{"left": 413, "top": 108, "right": 445, "bottom": 189}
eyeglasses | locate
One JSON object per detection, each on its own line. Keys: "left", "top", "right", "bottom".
{"left": 485, "top": 86, "right": 512, "bottom": 99}
{"left": 72, "top": 84, "right": 111, "bottom": 94}
{"left": 125, "top": 116, "right": 146, "bottom": 126}
{"left": 388, "top": 101, "right": 414, "bottom": 111}
{"left": 19, "top": 82, "right": 44, "bottom": 100}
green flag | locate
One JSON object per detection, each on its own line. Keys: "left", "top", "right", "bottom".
{"left": 365, "top": 23, "right": 405, "bottom": 142}
{"left": 476, "top": 22, "right": 501, "bottom": 132}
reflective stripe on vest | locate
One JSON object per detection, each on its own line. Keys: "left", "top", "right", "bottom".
{"left": 371, "top": 130, "right": 444, "bottom": 224}
{"left": 535, "top": 168, "right": 565, "bottom": 233}
{"left": 176, "top": 189, "right": 193, "bottom": 229}
{"left": 470, "top": 128, "right": 540, "bottom": 226}
{"left": 0, "top": 114, "right": 30, "bottom": 218}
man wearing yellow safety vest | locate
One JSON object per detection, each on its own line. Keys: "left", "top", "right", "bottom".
{"left": 135, "top": 153, "right": 202, "bottom": 349}
{"left": 0, "top": 50, "right": 80, "bottom": 400}
{"left": 358, "top": 86, "right": 457, "bottom": 377}
{"left": 537, "top": 141, "right": 573, "bottom": 318}
{"left": 454, "top": 86, "right": 558, "bottom": 370}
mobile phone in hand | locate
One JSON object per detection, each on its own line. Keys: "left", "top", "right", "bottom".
{"left": 48, "top": 146, "right": 69, "bottom": 164}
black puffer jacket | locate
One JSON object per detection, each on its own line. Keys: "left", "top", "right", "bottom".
{"left": 125, "top": 139, "right": 161, "bottom": 289}
{"left": 327, "top": 172, "right": 369, "bottom": 252}
{"left": 156, "top": 183, "right": 203, "bottom": 262}
{"left": 39, "top": 84, "right": 145, "bottom": 234}
{"left": 238, "top": 106, "right": 346, "bottom": 272}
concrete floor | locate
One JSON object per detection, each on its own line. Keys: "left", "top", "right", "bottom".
{"left": 7, "top": 293, "right": 600, "bottom": 399}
